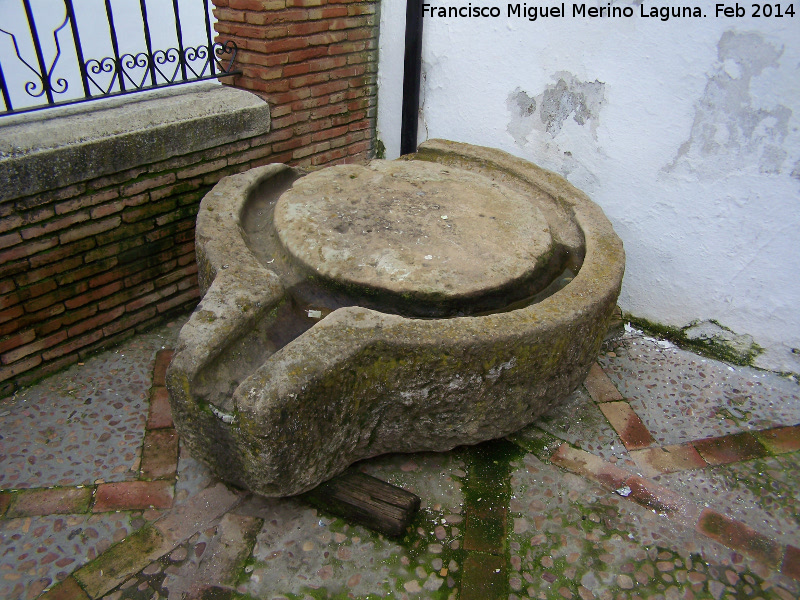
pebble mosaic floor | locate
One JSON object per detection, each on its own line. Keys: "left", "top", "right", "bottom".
{"left": 0, "top": 316, "right": 798, "bottom": 600}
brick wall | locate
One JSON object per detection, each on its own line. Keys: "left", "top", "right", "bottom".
{"left": 213, "top": 0, "right": 379, "bottom": 166}
{"left": 0, "top": 0, "right": 380, "bottom": 396}
{"left": 0, "top": 139, "right": 263, "bottom": 395}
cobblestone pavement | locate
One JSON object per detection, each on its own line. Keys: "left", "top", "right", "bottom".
{"left": 1, "top": 315, "right": 798, "bottom": 600}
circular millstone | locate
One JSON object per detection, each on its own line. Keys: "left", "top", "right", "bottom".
{"left": 274, "top": 160, "right": 553, "bottom": 304}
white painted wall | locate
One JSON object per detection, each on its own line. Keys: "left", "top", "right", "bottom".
{"left": 0, "top": 0, "right": 216, "bottom": 112}
{"left": 378, "top": 1, "right": 800, "bottom": 371}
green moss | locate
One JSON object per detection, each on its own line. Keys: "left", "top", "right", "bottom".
{"left": 623, "top": 314, "right": 763, "bottom": 367}
{"left": 375, "top": 139, "right": 386, "bottom": 160}
{"left": 507, "top": 426, "right": 562, "bottom": 461}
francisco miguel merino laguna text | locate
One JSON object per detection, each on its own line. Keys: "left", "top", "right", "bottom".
{"left": 422, "top": 3, "right": 706, "bottom": 21}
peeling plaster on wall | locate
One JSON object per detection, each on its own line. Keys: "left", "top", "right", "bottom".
{"left": 792, "top": 159, "right": 800, "bottom": 181}
{"left": 506, "top": 73, "right": 606, "bottom": 184}
{"left": 665, "top": 30, "right": 792, "bottom": 176}
{"left": 378, "top": 0, "right": 800, "bottom": 368}
{"left": 508, "top": 73, "right": 605, "bottom": 140}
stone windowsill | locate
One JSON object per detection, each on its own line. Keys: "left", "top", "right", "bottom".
{"left": 0, "top": 83, "right": 271, "bottom": 203}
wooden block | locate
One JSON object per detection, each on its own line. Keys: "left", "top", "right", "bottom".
{"left": 303, "top": 469, "right": 420, "bottom": 538}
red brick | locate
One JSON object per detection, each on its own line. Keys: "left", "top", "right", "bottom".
{"left": 348, "top": 118, "right": 372, "bottom": 133}
{"left": 310, "top": 103, "right": 348, "bottom": 119}
{"left": 14, "top": 256, "right": 82, "bottom": 286}
{"left": 550, "top": 444, "right": 629, "bottom": 491}
{"left": 2, "top": 330, "right": 68, "bottom": 365}
{"left": 0, "top": 492, "right": 11, "bottom": 516}
{"left": 67, "top": 305, "right": 125, "bottom": 337}
{"left": 121, "top": 173, "right": 176, "bottom": 196}
{"left": 0, "top": 214, "right": 24, "bottom": 235}
{"left": 312, "top": 125, "right": 350, "bottom": 143}
{"left": 177, "top": 251, "right": 197, "bottom": 267}
{"left": 311, "top": 5, "right": 349, "bottom": 18}
{"left": 461, "top": 554, "right": 506, "bottom": 600}
{"left": 20, "top": 212, "right": 90, "bottom": 240}
{"left": 347, "top": 3, "right": 376, "bottom": 15}
{"left": 0, "top": 231, "right": 22, "bottom": 249}
{"left": 55, "top": 189, "right": 120, "bottom": 215}
{"left": 755, "top": 426, "right": 800, "bottom": 454}
{"left": 0, "top": 303, "right": 65, "bottom": 337}
{"left": 24, "top": 281, "right": 88, "bottom": 313}
{"left": 597, "top": 401, "right": 655, "bottom": 450}
{"left": 347, "top": 146, "right": 371, "bottom": 160}
{"left": 0, "top": 279, "right": 15, "bottom": 295}
{"left": 0, "top": 354, "right": 41, "bottom": 382}
{"left": 229, "top": 0, "right": 286, "bottom": 12}
{"left": 287, "top": 46, "right": 328, "bottom": 63}
{"left": 29, "top": 237, "right": 96, "bottom": 269}
{"left": 283, "top": 62, "right": 311, "bottom": 78}
{"left": 0, "top": 330, "right": 36, "bottom": 355}
{"left": 153, "top": 349, "right": 175, "bottom": 386}
{"left": 255, "top": 7, "right": 310, "bottom": 23}
{"left": 6, "top": 486, "right": 93, "bottom": 518}
{"left": 218, "top": 22, "right": 273, "bottom": 38}
{"left": 624, "top": 476, "right": 699, "bottom": 523}
{"left": 286, "top": 20, "right": 330, "bottom": 36}
{"left": 0, "top": 291, "right": 22, "bottom": 311}
{"left": 38, "top": 576, "right": 90, "bottom": 600}
{"left": 141, "top": 428, "right": 179, "bottom": 480}
{"left": 294, "top": 141, "right": 331, "bottom": 159}
{"left": 98, "top": 281, "right": 155, "bottom": 311}
{"left": 122, "top": 198, "right": 179, "bottom": 223}
{"left": 253, "top": 36, "right": 308, "bottom": 54}
{"left": 0, "top": 236, "right": 58, "bottom": 263}
{"left": 64, "top": 281, "right": 124, "bottom": 309}
{"left": 585, "top": 364, "right": 625, "bottom": 402}
{"left": 328, "top": 16, "right": 371, "bottom": 30}
{"left": 41, "top": 330, "right": 104, "bottom": 361}
{"left": 236, "top": 50, "right": 289, "bottom": 68}
{"left": 309, "top": 79, "right": 349, "bottom": 97}
{"left": 16, "top": 204, "right": 56, "bottom": 224}
{"left": 781, "top": 545, "right": 800, "bottom": 581}
{"left": 93, "top": 481, "right": 174, "bottom": 512}
{"left": 311, "top": 147, "right": 348, "bottom": 165}
{"left": 177, "top": 159, "right": 228, "bottom": 180}
{"left": 126, "top": 284, "right": 178, "bottom": 312}
{"left": 347, "top": 27, "right": 375, "bottom": 42}
{"left": 102, "top": 306, "right": 157, "bottom": 337}
{"left": 148, "top": 386, "right": 174, "bottom": 429}
{"left": 213, "top": 6, "right": 246, "bottom": 21}
{"left": 697, "top": 509, "right": 782, "bottom": 567}
{"left": 629, "top": 444, "right": 708, "bottom": 477}
{"left": 693, "top": 432, "right": 768, "bottom": 466}
{"left": 59, "top": 217, "right": 121, "bottom": 244}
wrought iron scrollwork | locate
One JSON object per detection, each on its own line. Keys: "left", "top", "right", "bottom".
{"left": 0, "top": 12, "right": 71, "bottom": 104}
{"left": 1, "top": 0, "right": 241, "bottom": 116}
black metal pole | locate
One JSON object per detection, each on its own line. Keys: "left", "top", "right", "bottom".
{"left": 104, "top": 0, "right": 124, "bottom": 92}
{"left": 202, "top": 0, "right": 216, "bottom": 77}
{"left": 400, "top": 0, "right": 423, "bottom": 156}
{"left": 22, "top": 0, "right": 53, "bottom": 104}
{"left": 172, "top": 0, "right": 188, "bottom": 82}
{"left": 139, "top": 0, "right": 157, "bottom": 87}
{"left": 64, "top": 0, "right": 90, "bottom": 99}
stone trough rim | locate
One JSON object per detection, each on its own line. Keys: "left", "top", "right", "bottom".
{"left": 168, "top": 139, "right": 625, "bottom": 497}
{"left": 191, "top": 138, "right": 621, "bottom": 336}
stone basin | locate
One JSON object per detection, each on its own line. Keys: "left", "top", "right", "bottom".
{"left": 166, "top": 140, "right": 625, "bottom": 497}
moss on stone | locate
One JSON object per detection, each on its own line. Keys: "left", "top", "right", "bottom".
{"left": 623, "top": 314, "right": 763, "bottom": 367}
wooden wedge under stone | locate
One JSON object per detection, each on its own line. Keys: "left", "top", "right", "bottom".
{"left": 303, "top": 469, "right": 420, "bottom": 538}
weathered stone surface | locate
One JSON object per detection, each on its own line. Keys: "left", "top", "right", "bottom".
{"left": 275, "top": 160, "right": 554, "bottom": 306}
{"left": 166, "top": 140, "right": 625, "bottom": 497}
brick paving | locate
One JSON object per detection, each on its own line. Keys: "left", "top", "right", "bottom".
{"left": 0, "top": 316, "right": 798, "bottom": 599}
